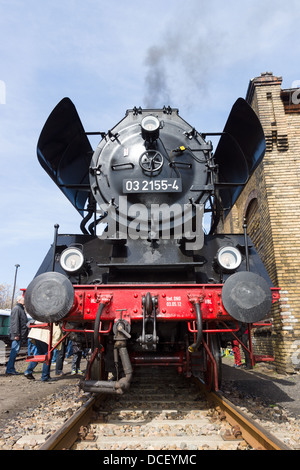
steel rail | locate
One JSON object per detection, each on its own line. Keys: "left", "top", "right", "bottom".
{"left": 39, "top": 393, "right": 105, "bottom": 450}
{"left": 196, "top": 380, "right": 291, "bottom": 450}
{"left": 39, "top": 378, "right": 292, "bottom": 451}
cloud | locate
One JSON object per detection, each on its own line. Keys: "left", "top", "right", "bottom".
{"left": 143, "top": 0, "right": 300, "bottom": 114}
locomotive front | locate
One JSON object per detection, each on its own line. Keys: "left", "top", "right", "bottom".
{"left": 89, "top": 107, "right": 208, "bottom": 244}
{"left": 24, "top": 98, "right": 279, "bottom": 392}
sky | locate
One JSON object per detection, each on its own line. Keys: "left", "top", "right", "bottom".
{"left": 1, "top": 0, "right": 300, "bottom": 295}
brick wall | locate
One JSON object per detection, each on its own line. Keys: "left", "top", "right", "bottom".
{"left": 222, "top": 73, "right": 300, "bottom": 373}
{"left": 252, "top": 327, "right": 274, "bottom": 358}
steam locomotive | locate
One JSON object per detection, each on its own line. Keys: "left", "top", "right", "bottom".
{"left": 24, "top": 98, "right": 279, "bottom": 392}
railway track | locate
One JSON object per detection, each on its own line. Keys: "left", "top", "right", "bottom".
{"left": 38, "top": 368, "right": 291, "bottom": 451}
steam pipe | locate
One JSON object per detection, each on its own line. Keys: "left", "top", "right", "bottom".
{"left": 82, "top": 342, "right": 133, "bottom": 394}
{"left": 80, "top": 194, "right": 96, "bottom": 235}
{"left": 83, "top": 318, "right": 133, "bottom": 394}
{"left": 188, "top": 302, "right": 203, "bottom": 353}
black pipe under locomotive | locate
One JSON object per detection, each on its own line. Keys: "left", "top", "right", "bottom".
{"left": 24, "top": 98, "right": 279, "bottom": 392}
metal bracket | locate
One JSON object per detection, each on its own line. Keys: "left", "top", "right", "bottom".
{"left": 138, "top": 293, "right": 159, "bottom": 350}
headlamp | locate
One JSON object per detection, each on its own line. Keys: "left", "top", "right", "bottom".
{"left": 141, "top": 115, "right": 160, "bottom": 143}
{"left": 60, "top": 246, "right": 85, "bottom": 274}
{"left": 216, "top": 246, "right": 242, "bottom": 272}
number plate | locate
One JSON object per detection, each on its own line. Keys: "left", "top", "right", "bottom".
{"left": 123, "top": 178, "right": 182, "bottom": 193}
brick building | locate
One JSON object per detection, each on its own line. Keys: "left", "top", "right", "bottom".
{"left": 222, "top": 72, "right": 300, "bottom": 373}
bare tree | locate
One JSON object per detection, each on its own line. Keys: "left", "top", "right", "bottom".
{"left": 0, "top": 284, "right": 13, "bottom": 310}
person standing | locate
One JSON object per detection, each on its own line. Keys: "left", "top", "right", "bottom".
{"left": 6, "top": 295, "right": 28, "bottom": 375}
{"left": 232, "top": 339, "right": 242, "bottom": 367}
{"left": 71, "top": 339, "right": 83, "bottom": 375}
{"left": 24, "top": 322, "right": 62, "bottom": 382}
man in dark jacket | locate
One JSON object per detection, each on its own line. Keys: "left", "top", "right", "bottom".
{"left": 6, "top": 295, "right": 28, "bottom": 375}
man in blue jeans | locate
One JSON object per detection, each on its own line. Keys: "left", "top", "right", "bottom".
{"left": 24, "top": 337, "right": 51, "bottom": 382}
{"left": 6, "top": 295, "right": 28, "bottom": 375}
{"left": 24, "top": 322, "right": 62, "bottom": 382}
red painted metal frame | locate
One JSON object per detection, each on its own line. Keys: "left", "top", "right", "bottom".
{"left": 25, "top": 283, "right": 280, "bottom": 371}
{"left": 26, "top": 323, "right": 71, "bottom": 366}
{"left": 67, "top": 283, "right": 228, "bottom": 323}
{"left": 67, "top": 283, "right": 280, "bottom": 323}
{"left": 202, "top": 337, "right": 219, "bottom": 390}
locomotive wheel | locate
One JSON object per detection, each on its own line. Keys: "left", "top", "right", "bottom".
{"left": 90, "top": 336, "right": 106, "bottom": 381}
{"left": 89, "top": 354, "right": 106, "bottom": 381}
{"left": 203, "top": 334, "right": 222, "bottom": 391}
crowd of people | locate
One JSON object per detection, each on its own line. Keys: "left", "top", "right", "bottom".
{"left": 5, "top": 295, "right": 84, "bottom": 382}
